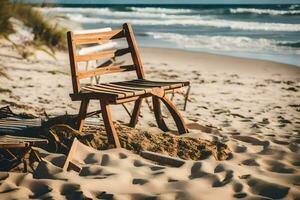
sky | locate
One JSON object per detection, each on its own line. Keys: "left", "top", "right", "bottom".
{"left": 23, "top": 0, "right": 300, "bottom": 4}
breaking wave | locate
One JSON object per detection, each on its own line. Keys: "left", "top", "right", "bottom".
{"left": 65, "top": 13, "right": 300, "bottom": 32}
{"left": 146, "top": 32, "right": 300, "bottom": 54}
{"left": 230, "top": 8, "right": 300, "bottom": 15}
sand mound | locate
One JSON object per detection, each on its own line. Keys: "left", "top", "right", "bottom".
{"left": 49, "top": 122, "right": 232, "bottom": 161}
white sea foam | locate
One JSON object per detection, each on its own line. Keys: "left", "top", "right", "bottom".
{"left": 39, "top": 7, "right": 197, "bottom": 19}
{"left": 146, "top": 32, "right": 300, "bottom": 54}
{"left": 39, "top": 7, "right": 111, "bottom": 14}
{"left": 289, "top": 5, "right": 299, "bottom": 10}
{"left": 230, "top": 8, "right": 300, "bottom": 15}
{"left": 129, "top": 7, "right": 193, "bottom": 14}
{"left": 65, "top": 13, "right": 300, "bottom": 32}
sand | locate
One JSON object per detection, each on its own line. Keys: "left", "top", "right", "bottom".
{"left": 0, "top": 20, "right": 300, "bottom": 199}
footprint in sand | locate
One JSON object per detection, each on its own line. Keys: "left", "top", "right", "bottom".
{"left": 214, "top": 164, "right": 225, "bottom": 173}
{"left": 212, "top": 170, "right": 234, "bottom": 187}
{"left": 293, "top": 176, "right": 300, "bottom": 186}
{"left": 133, "top": 159, "right": 147, "bottom": 167}
{"left": 288, "top": 154, "right": 300, "bottom": 167}
{"left": 80, "top": 166, "right": 113, "bottom": 176}
{"left": 232, "top": 135, "right": 269, "bottom": 147}
{"left": 189, "top": 162, "right": 209, "bottom": 179}
{"left": 247, "top": 177, "right": 290, "bottom": 199}
{"left": 96, "top": 192, "right": 114, "bottom": 199}
{"left": 100, "top": 154, "right": 110, "bottom": 166}
{"left": 132, "top": 178, "right": 149, "bottom": 185}
{"left": 232, "top": 144, "right": 247, "bottom": 153}
{"left": 264, "top": 160, "right": 295, "bottom": 174}
{"left": 186, "top": 122, "right": 214, "bottom": 133}
{"left": 84, "top": 153, "right": 99, "bottom": 164}
{"left": 29, "top": 184, "right": 53, "bottom": 199}
{"left": 118, "top": 153, "right": 128, "bottom": 159}
{"left": 232, "top": 181, "right": 243, "bottom": 193}
{"left": 242, "top": 158, "right": 260, "bottom": 166}
{"left": 33, "top": 160, "right": 64, "bottom": 179}
{"left": 233, "top": 192, "right": 247, "bottom": 198}
{"left": 272, "top": 139, "right": 289, "bottom": 145}
{"left": 150, "top": 166, "right": 165, "bottom": 171}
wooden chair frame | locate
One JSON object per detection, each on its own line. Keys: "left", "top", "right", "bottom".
{"left": 0, "top": 135, "right": 48, "bottom": 172}
{"left": 67, "top": 23, "right": 189, "bottom": 148}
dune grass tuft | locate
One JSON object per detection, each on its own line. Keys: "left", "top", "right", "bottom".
{"left": 0, "top": 0, "right": 66, "bottom": 49}
{"left": 0, "top": 0, "right": 14, "bottom": 36}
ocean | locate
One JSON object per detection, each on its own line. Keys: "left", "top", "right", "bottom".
{"left": 40, "top": 4, "right": 300, "bottom": 66}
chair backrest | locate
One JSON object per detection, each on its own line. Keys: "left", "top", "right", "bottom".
{"left": 67, "top": 23, "right": 145, "bottom": 94}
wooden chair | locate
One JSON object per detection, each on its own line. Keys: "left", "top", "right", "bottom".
{"left": 67, "top": 23, "right": 189, "bottom": 148}
{"left": 0, "top": 135, "right": 48, "bottom": 172}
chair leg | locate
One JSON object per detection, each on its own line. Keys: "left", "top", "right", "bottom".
{"left": 129, "top": 98, "right": 143, "bottom": 127}
{"left": 160, "top": 96, "right": 188, "bottom": 134}
{"left": 77, "top": 99, "right": 90, "bottom": 132}
{"left": 100, "top": 99, "right": 121, "bottom": 148}
{"left": 152, "top": 96, "right": 169, "bottom": 132}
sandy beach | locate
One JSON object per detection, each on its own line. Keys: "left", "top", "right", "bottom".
{"left": 0, "top": 28, "right": 300, "bottom": 200}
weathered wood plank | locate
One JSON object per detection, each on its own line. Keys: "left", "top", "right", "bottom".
{"left": 100, "top": 99, "right": 121, "bottom": 148}
{"left": 77, "top": 99, "right": 89, "bottom": 132}
{"left": 123, "top": 23, "right": 145, "bottom": 79}
{"left": 82, "top": 86, "right": 126, "bottom": 98}
{"left": 76, "top": 48, "right": 130, "bottom": 62}
{"left": 73, "top": 29, "right": 125, "bottom": 45}
{"left": 140, "top": 151, "right": 185, "bottom": 167}
{"left": 77, "top": 64, "right": 135, "bottom": 79}
{"left": 129, "top": 98, "right": 143, "bottom": 127}
{"left": 67, "top": 31, "right": 80, "bottom": 93}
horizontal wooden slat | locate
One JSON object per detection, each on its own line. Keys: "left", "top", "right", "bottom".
{"left": 77, "top": 64, "right": 135, "bottom": 79}
{"left": 78, "top": 42, "right": 117, "bottom": 55}
{"left": 70, "top": 79, "right": 189, "bottom": 102}
{"left": 73, "top": 27, "right": 112, "bottom": 35}
{"left": 76, "top": 48, "right": 130, "bottom": 62}
{"left": 98, "top": 84, "right": 147, "bottom": 96}
{"left": 115, "top": 80, "right": 187, "bottom": 90}
{"left": 73, "top": 29, "right": 125, "bottom": 45}
{"left": 82, "top": 86, "right": 125, "bottom": 98}
{"left": 93, "top": 85, "right": 135, "bottom": 97}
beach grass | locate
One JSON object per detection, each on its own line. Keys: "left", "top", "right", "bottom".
{"left": 0, "top": 0, "right": 14, "bottom": 36}
{"left": 0, "top": 0, "right": 66, "bottom": 49}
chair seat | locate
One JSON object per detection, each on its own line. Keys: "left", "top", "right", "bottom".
{"left": 70, "top": 79, "right": 189, "bottom": 101}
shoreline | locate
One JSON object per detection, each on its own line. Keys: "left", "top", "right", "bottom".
{"left": 139, "top": 46, "right": 300, "bottom": 68}
{"left": 140, "top": 45, "right": 300, "bottom": 67}
{"left": 140, "top": 47, "right": 300, "bottom": 76}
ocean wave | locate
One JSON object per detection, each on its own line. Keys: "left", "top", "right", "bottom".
{"left": 65, "top": 13, "right": 300, "bottom": 32}
{"left": 277, "top": 41, "right": 300, "bottom": 48}
{"left": 39, "top": 7, "right": 199, "bottom": 19}
{"left": 128, "top": 7, "right": 193, "bottom": 14}
{"left": 229, "top": 8, "right": 300, "bottom": 15}
{"left": 289, "top": 5, "right": 299, "bottom": 10}
{"left": 39, "top": 7, "right": 111, "bottom": 14}
{"left": 146, "top": 32, "right": 300, "bottom": 54}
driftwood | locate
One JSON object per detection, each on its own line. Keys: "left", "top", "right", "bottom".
{"left": 140, "top": 151, "right": 185, "bottom": 167}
